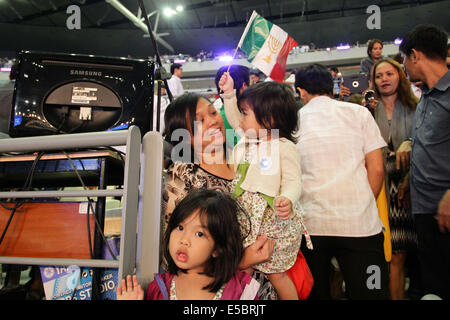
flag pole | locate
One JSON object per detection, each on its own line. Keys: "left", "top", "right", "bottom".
{"left": 226, "top": 10, "right": 258, "bottom": 73}
{"left": 226, "top": 45, "right": 241, "bottom": 73}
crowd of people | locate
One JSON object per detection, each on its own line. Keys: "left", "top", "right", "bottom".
{"left": 0, "top": 58, "right": 15, "bottom": 68}
{"left": 117, "top": 23, "right": 450, "bottom": 301}
{"left": 0, "top": 22, "right": 448, "bottom": 301}
{"left": 158, "top": 39, "right": 395, "bottom": 66}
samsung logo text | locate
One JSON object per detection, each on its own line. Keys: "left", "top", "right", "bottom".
{"left": 70, "top": 70, "right": 102, "bottom": 76}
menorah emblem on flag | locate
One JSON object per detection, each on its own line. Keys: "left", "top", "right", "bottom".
{"left": 263, "top": 35, "right": 282, "bottom": 64}
{"left": 236, "top": 11, "right": 298, "bottom": 82}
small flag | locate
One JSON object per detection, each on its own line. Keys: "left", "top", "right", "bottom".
{"left": 237, "top": 11, "right": 297, "bottom": 82}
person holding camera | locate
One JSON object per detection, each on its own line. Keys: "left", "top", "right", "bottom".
{"left": 369, "top": 58, "right": 419, "bottom": 300}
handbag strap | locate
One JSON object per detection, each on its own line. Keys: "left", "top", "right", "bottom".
{"left": 154, "top": 274, "right": 169, "bottom": 300}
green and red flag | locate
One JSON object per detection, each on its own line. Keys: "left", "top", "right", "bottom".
{"left": 237, "top": 11, "right": 297, "bottom": 82}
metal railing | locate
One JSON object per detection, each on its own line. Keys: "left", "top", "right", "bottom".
{"left": 0, "top": 126, "right": 142, "bottom": 283}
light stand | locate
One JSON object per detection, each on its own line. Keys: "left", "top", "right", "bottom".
{"left": 138, "top": 0, "right": 174, "bottom": 132}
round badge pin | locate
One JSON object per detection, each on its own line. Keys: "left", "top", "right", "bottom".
{"left": 260, "top": 156, "right": 272, "bottom": 170}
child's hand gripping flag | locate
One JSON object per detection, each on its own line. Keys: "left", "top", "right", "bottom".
{"left": 237, "top": 11, "right": 297, "bottom": 82}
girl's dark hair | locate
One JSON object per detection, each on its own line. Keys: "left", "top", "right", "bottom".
{"left": 367, "top": 39, "right": 383, "bottom": 58}
{"left": 295, "top": 63, "right": 333, "bottom": 97}
{"left": 163, "top": 189, "right": 244, "bottom": 293}
{"left": 237, "top": 81, "right": 299, "bottom": 143}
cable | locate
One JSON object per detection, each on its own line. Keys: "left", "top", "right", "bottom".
{"left": 0, "top": 202, "right": 21, "bottom": 246}
{"left": 72, "top": 157, "right": 94, "bottom": 259}
{"left": 86, "top": 197, "right": 94, "bottom": 259}
{"left": 0, "top": 152, "right": 45, "bottom": 247}
{"left": 56, "top": 106, "right": 69, "bottom": 134}
{"left": 61, "top": 151, "right": 118, "bottom": 261}
{"left": 0, "top": 149, "right": 118, "bottom": 259}
{"left": 67, "top": 119, "right": 87, "bottom": 134}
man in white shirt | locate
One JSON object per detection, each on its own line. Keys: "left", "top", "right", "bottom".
{"left": 295, "top": 64, "right": 389, "bottom": 300}
{"left": 166, "top": 63, "right": 184, "bottom": 98}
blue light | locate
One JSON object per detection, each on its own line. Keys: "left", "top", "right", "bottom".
{"left": 14, "top": 115, "right": 22, "bottom": 127}
{"left": 107, "top": 123, "right": 130, "bottom": 131}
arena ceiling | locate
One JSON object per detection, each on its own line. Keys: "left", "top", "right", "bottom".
{"left": 1, "top": 0, "right": 444, "bottom": 29}
{"left": 0, "top": 0, "right": 447, "bottom": 54}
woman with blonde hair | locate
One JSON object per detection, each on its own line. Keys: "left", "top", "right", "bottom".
{"left": 370, "top": 58, "right": 419, "bottom": 299}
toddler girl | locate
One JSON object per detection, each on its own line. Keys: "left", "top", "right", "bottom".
{"left": 219, "top": 73, "right": 312, "bottom": 300}
{"left": 116, "top": 189, "right": 260, "bottom": 300}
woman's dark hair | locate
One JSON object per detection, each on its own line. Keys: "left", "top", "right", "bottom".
{"left": 162, "top": 92, "right": 205, "bottom": 163}
{"left": 163, "top": 92, "right": 199, "bottom": 140}
{"left": 399, "top": 24, "right": 448, "bottom": 61}
{"left": 237, "top": 81, "right": 299, "bottom": 143}
{"left": 295, "top": 63, "right": 333, "bottom": 97}
{"left": 329, "top": 66, "right": 339, "bottom": 74}
{"left": 163, "top": 189, "right": 244, "bottom": 293}
{"left": 367, "top": 39, "right": 383, "bottom": 58}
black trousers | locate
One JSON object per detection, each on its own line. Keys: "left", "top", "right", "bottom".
{"left": 414, "top": 214, "right": 450, "bottom": 300}
{"left": 301, "top": 232, "right": 389, "bottom": 300}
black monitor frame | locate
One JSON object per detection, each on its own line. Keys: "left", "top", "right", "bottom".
{"left": 9, "top": 50, "right": 154, "bottom": 138}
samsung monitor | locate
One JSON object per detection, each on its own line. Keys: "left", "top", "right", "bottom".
{"left": 9, "top": 50, "right": 154, "bottom": 137}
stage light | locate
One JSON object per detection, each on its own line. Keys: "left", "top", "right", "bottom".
{"left": 163, "top": 8, "right": 176, "bottom": 17}
{"left": 163, "top": 6, "right": 183, "bottom": 17}
{"left": 336, "top": 44, "right": 351, "bottom": 50}
{"left": 394, "top": 38, "right": 403, "bottom": 45}
{"left": 219, "top": 55, "right": 233, "bottom": 62}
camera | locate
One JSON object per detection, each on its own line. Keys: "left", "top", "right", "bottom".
{"left": 363, "top": 89, "right": 376, "bottom": 115}
{"left": 364, "top": 89, "right": 375, "bottom": 103}
{"left": 333, "top": 73, "right": 343, "bottom": 98}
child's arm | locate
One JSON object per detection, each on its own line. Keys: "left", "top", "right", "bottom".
{"left": 276, "top": 142, "right": 302, "bottom": 220}
{"left": 116, "top": 275, "right": 144, "bottom": 300}
{"left": 218, "top": 72, "right": 242, "bottom": 134}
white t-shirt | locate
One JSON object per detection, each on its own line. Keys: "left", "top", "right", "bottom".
{"left": 296, "top": 95, "right": 387, "bottom": 237}
{"left": 166, "top": 75, "right": 184, "bottom": 97}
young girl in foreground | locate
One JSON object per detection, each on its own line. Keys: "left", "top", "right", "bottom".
{"left": 219, "top": 74, "right": 312, "bottom": 300}
{"left": 116, "top": 189, "right": 260, "bottom": 300}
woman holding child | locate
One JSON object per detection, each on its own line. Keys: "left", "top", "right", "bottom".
{"left": 160, "top": 91, "right": 278, "bottom": 300}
